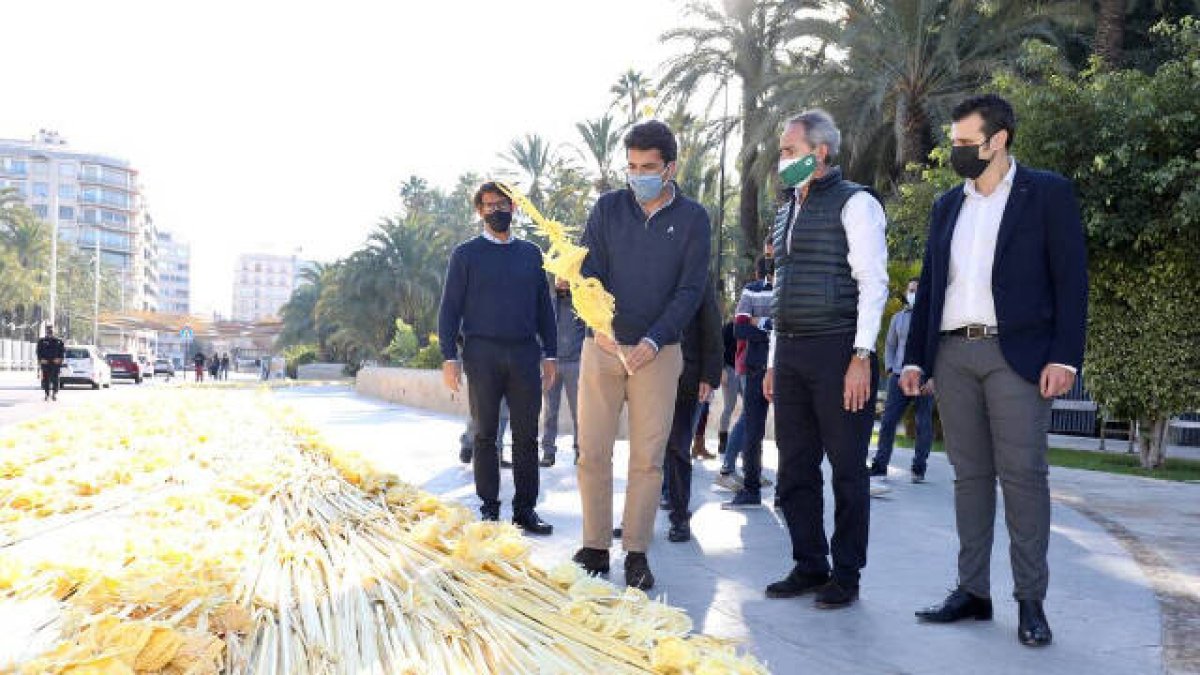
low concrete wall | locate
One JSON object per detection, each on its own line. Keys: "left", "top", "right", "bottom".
{"left": 296, "top": 362, "right": 350, "bottom": 380}
{"left": 354, "top": 366, "right": 780, "bottom": 441}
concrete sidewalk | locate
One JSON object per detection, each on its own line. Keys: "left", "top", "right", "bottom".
{"left": 278, "top": 386, "right": 1187, "bottom": 674}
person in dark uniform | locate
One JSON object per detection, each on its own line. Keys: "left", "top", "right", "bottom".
{"left": 36, "top": 325, "right": 66, "bottom": 401}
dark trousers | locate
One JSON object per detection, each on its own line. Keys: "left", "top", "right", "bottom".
{"left": 738, "top": 367, "right": 769, "bottom": 494}
{"left": 462, "top": 337, "right": 542, "bottom": 516}
{"left": 40, "top": 363, "right": 60, "bottom": 395}
{"left": 872, "top": 373, "right": 935, "bottom": 474}
{"left": 774, "top": 332, "right": 878, "bottom": 588}
{"left": 663, "top": 375, "right": 701, "bottom": 526}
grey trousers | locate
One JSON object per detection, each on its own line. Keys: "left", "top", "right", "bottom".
{"left": 934, "top": 336, "right": 1053, "bottom": 602}
{"left": 541, "top": 360, "right": 580, "bottom": 454}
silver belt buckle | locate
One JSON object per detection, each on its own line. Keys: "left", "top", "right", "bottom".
{"left": 965, "top": 324, "right": 985, "bottom": 340}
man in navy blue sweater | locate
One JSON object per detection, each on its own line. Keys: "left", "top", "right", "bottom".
{"left": 571, "top": 120, "right": 711, "bottom": 591}
{"left": 438, "top": 182, "right": 558, "bottom": 536}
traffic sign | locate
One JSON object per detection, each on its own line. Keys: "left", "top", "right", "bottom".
{"left": 180, "top": 326, "right": 194, "bottom": 340}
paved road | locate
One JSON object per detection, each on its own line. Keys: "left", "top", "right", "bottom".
{"left": 277, "top": 385, "right": 1176, "bottom": 675}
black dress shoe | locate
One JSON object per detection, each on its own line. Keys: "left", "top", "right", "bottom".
{"left": 814, "top": 580, "right": 859, "bottom": 609}
{"left": 667, "top": 523, "right": 691, "bottom": 542}
{"left": 512, "top": 511, "right": 553, "bottom": 536}
{"left": 765, "top": 567, "right": 831, "bottom": 599}
{"left": 916, "top": 588, "right": 993, "bottom": 623}
{"left": 1018, "top": 600, "right": 1053, "bottom": 647}
{"left": 539, "top": 453, "right": 555, "bottom": 468}
{"left": 573, "top": 547, "right": 610, "bottom": 575}
{"left": 500, "top": 459, "right": 513, "bottom": 468}
{"left": 624, "top": 552, "right": 654, "bottom": 590}
{"left": 459, "top": 446, "right": 473, "bottom": 464}
{"left": 612, "top": 526, "right": 622, "bottom": 539}
{"left": 480, "top": 507, "right": 500, "bottom": 522}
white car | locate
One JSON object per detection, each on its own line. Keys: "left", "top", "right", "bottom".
{"left": 61, "top": 345, "right": 112, "bottom": 390}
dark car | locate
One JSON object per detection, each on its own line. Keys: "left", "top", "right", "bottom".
{"left": 105, "top": 352, "right": 143, "bottom": 384}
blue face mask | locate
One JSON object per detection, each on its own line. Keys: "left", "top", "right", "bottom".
{"left": 627, "top": 167, "right": 669, "bottom": 203}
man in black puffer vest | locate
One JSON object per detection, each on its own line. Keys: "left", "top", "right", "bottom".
{"left": 763, "top": 110, "right": 889, "bottom": 610}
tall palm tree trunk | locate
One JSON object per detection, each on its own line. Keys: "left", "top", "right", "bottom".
{"left": 894, "top": 91, "right": 935, "bottom": 175}
{"left": 1094, "top": 0, "right": 1125, "bottom": 68}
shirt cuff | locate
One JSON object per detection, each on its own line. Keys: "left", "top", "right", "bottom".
{"left": 642, "top": 337, "right": 660, "bottom": 353}
{"left": 544, "top": 357, "right": 557, "bottom": 361}
{"left": 901, "top": 365, "right": 923, "bottom": 375}
{"left": 444, "top": 358, "right": 460, "bottom": 363}
{"left": 1049, "top": 363, "right": 1077, "bottom": 374}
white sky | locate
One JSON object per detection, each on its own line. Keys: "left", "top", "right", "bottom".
{"left": 1, "top": 0, "right": 691, "bottom": 316}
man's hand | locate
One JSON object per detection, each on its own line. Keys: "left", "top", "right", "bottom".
{"left": 542, "top": 359, "right": 558, "bottom": 392}
{"left": 594, "top": 332, "right": 618, "bottom": 354}
{"left": 698, "top": 382, "right": 713, "bottom": 403}
{"left": 899, "top": 368, "right": 923, "bottom": 397}
{"left": 763, "top": 368, "right": 775, "bottom": 403}
{"left": 442, "top": 360, "right": 462, "bottom": 393}
{"left": 1040, "top": 364, "right": 1075, "bottom": 399}
{"left": 626, "top": 339, "right": 658, "bottom": 372}
{"left": 844, "top": 357, "right": 872, "bottom": 412}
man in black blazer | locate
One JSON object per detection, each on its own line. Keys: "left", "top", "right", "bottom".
{"left": 900, "top": 94, "right": 1088, "bottom": 647}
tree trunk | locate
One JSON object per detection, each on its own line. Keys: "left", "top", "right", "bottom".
{"left": 1136, "top": 416, "right": 1168, "bottom": 469}
{"left": 737, "top": 148, "right": 761, "bottom": 259}
{"left": 894, "top": 91, "right": 935, "bottom": 176}
{"left": 1094, "top": 0, "right": 1125, "bottom": 68}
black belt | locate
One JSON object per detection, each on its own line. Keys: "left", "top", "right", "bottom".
{"left": 941, "top": 324, "right": 999, "bottom": 340}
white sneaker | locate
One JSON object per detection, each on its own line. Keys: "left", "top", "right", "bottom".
{"left": 869, "top": 477, "right": 892, "bottom": 498}
{"left": 714, "top": 473, "right": 744, "bottom": 492}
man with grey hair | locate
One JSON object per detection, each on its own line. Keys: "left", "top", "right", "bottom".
{"left": 762, "top": 109, "right": 889, "bottom": 609}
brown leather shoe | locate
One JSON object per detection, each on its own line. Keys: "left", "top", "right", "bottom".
{"left": 691, "top": 435, "right": 715, "bottom": 460}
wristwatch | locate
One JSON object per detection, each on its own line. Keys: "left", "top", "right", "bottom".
{"left": 853, "top": 348, "right": 873, "bottom": 361}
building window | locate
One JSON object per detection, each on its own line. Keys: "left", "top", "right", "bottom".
{"left": 32, "top": 161, "right": 48, "bottom": 176}
{"left": 0, "top": 158, "right": 27, "bottom": 175}
{"left": 32, "top": 182, "right": 49, "bottom": 198}
{"left": 58, "top": 162, "right": 76, "bottom": 178}
{"left": 58, "top": 184, "right": 77, "bottom": 200}
{"left": 59, "top": 206, "right": 75, "bottom": 220}
{"left": 32, "top": 204, "right": 49, "bottom": 218}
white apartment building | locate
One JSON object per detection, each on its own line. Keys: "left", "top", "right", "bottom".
{"left": 231, "top": 252, "right": 301, "bottom": 322}
{"left": 0, "top": 130, "right": 157, "bottom": 314}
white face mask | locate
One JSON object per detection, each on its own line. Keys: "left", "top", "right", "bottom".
{"left": 905, "top": 291, "right": 917, "bottom": 306}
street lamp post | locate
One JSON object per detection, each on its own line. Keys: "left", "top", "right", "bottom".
{"left": 48, "top": 185, "right": 58, "bottom": 328}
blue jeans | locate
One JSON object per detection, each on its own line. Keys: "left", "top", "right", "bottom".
{"left": 720, "top": 369, "right": 769, "bottom": 495}
{"left": 871, "top": 373, "right": 934, "bottom": 475}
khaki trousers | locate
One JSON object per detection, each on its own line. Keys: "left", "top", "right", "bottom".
{"left": 576, "top": 338, "right": 682, "bottom": 552}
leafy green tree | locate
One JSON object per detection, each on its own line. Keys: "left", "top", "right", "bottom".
{"left": 660, "top": 0, "right": 818, "bottom": 257}
{"left": 574, "top": 115, "right": 623, "bottom": 192}
{"left": 610, "top": 69, "right": 655, "bottom": 127}
{"left": 781, "top": 0, "right": 1079, "bottom": 187}
{"left": 501, "top": 134, "right": 556, "bottom": 208}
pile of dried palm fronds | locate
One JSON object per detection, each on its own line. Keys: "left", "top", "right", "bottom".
{"left": 0, "top": 390, "right": 768, "bottom": 674}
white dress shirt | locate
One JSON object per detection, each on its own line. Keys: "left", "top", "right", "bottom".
{"left": 940, "top": 158, "right": 1017, "bottom": 331}
{"left": 769, "top": 189, "right": 889, "bottom": 366}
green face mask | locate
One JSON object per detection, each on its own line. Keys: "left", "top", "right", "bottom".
{"left": 778, "top": 154, "right": 818, "bottom": 188}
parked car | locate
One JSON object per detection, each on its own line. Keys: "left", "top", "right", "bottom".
{"left": 137, "top": 355, "right": 155, "bottom": 380}
{"left": 61, "top": 345, "right": 112, "bottom": 390}
{"left": 153, "top": 358, "right": 175, "bottom": 378}
{"left": 105, "top": 353, "right": 143, "bottom": 384}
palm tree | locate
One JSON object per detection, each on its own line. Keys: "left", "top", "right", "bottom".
{"left": 574, "top": 115, "right": 623, "bottom": 192}
{"left": 660, "top": 0, "right": 818, "bottom": 252}
{"left": 1094, "top": 0, "right": 1126, "bottom": 67}
{"left": 782, "top": 0, "right": 1078, "bottom": 186}
{"left": 399, "top": 175, "right": 431, "bottom": 216}
{"left": 501, "top": 134, "right": 556, "bottom": 208}
{"left": 610, "top": 69, "right": 655, "bottom": 127}
{"left": 0, "top": 188, "right": 49, "bottom": 316}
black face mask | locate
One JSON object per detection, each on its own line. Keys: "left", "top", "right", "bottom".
{"left": 484, "top": 210, "right": 512, "bottom": 232}
{"left": 950, "top": 141, "right": 994, "bottom": 180}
